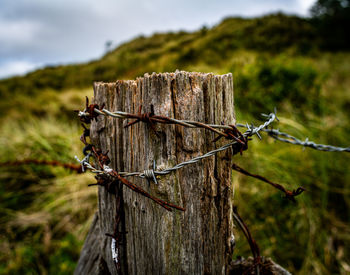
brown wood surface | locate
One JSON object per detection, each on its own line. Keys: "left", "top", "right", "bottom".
{"left": 75, "top": 71, "right": 236, "bottom": 275}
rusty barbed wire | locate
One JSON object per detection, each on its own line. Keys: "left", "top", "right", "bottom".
{"left": 78, "top": 101, "right": 350, "bottom": 153}
{"left": 77, "top": 100, "right": 276, "bottom": 140}
{"left": 232, "top": 163, "right": 305, "bottom": 202}
{"left": 77, "top": 98, "right": 277, "bottom": 181}
{"left": 76, "top": 145, "right": 185, "bottom": 212}
{"left": 76, "top": 112, "right": 276, "bottom": 188}
{"left": 235, "top": 120, "right": 350, "bottom": 153}
{"left": 75, "top": 98, "right": 312, "bottom": 271}
{"left": 75, "top": 103, "right": 279, "bottom": 212}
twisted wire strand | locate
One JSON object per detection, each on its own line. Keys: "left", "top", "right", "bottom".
{"left": 79, "top": 107, "right": 350, "bottom": 153}
{"left": 236, "top": 125, "right": 350, "bottom": 152}
{"left": 76, "top": 113, "right": 276, "bottom": 179}
{"left": 82, "top": 108, "right": 231, "bottom": 129}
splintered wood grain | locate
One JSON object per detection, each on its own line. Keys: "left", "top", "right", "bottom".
{"left": 75, "top": 71, "right": 235, "bottom": 275}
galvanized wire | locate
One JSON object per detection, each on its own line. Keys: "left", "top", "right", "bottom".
{"left": 77, "top": 105, "right": 350, "bottom": 189}
{"left": 81, "top": 108, "right": 231, "bottom": 129}
{"left": 76, "top": 113, "right": 277, "bottom": 181}
{"left": 79, "top": 108, "right": 350, "bottom": 152}
{"left": 81, "top": 108, "right": 271, "bottom": 130}
{"left": 236, "top": 125, "right": 350, "bottom": 152}
{"left": 79, "top": 107, "right": 350, "bottom": 152}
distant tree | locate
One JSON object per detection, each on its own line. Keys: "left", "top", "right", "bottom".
{"left": 310, "top": 0, "right": 350, "bottom": 50}
{"left": 105, "top": 40, "right": 113, "bottom": 53}
{"left": 200, "top": 25, "right": 208, "bottom": 36}
{"left": 311, "top": 0, "right": 349, "bottom": 17}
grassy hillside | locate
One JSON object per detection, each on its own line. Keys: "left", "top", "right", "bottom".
{"left": 0, "top": 13, "right": 349, "bottom": 274}
{"left": 0, "top": 13, "right": 318, "bottom": 119}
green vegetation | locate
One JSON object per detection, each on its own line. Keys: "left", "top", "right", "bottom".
{"left": 0, "top": 12, "right": 349, "bottom": 274}
{"left": 0, "top": 117, "right": 96, "bottom": 274}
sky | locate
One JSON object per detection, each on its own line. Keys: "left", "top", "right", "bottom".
{"left": 0, "top": 0, "right": 316, "bottom": 79}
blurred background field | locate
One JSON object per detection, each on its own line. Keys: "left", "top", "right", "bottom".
{"left": 0, "top": 1, "right": 350, "bottom": 274}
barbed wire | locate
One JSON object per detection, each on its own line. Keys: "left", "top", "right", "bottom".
{"left": 77, "top": 107, "right": 350, "bottom": 192}
{"left": 76, "top": 98, "right": 310, "bottom": 270}
{"left": 77, "top": 100, "right": 277, "bottom": 140}
{"left": 241, "top": 127, "right": 350, "bottom": 152}
{"left": 78, "top": 104, "right": 350, "bottom": 153}
{"left": 232, "top": 163, "right": 305, "bottom": 202}
{"left": 76, "top": 99, "right": 348, "bottom": 205}
{"left": 76, "top": 112, "right": 276, "bottom": 184}
{"left": 76, "top": 97, "right": 349, "bottom": 205}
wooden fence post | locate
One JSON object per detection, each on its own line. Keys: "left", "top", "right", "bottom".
{"left": 75, "top": 71, "right": 236, "bottom": 274}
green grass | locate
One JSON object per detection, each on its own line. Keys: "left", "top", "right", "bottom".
{"left": 0, "top": 117, "right": 96, "bottom": 274}
{"left": 233, "top": 113, "right": 350, "bottom": 274}
{"left": 0, "top": 12, "right": 349, "bottom": 274}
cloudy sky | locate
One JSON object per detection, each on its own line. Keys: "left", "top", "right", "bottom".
{"left": 0, "top": 0, "right": 316, "bottom": 79}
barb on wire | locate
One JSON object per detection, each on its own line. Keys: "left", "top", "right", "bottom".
{"left": 236, "top": 113, "right": 350, "bottom": 153}
{"left": 80, "top": 124, "right": 90, "bottom": 145}
{"left": 76, "top": 99, "right": 277, "bottom": 211}
{"left": 124, "top": 105, "right": 160, "bottom": 137}
{"left": 264, "top": 128, "right": 350, "bottom": 152}
{"left": 76, "top": 145, "right": 185, "bottom": 212}
{"left": 232, "top": 163, "right": 305, "bottom": 202}
{"left": 77, "top": 110, "right": 277, "bottom": 187}
{"left": 74, "top": 97, "right": 103, "bottom": 124}
{"left": 78, "top": 99, "right": 276, "bottom": 142}
{"left": 117, "top": 113, "right": 275, "bottom": 179}
{"left": 79, "top": 99, "right": 350, "bottom": 153}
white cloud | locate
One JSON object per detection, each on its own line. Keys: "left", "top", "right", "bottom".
{"left": 0, "top": 19, "right": 42, "bottom": 43}
{"left": 297, "top": 0, "right": 317, "bottom": 16}
{"left": 0, "top": 61, "right": 40, "bottom": 79}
